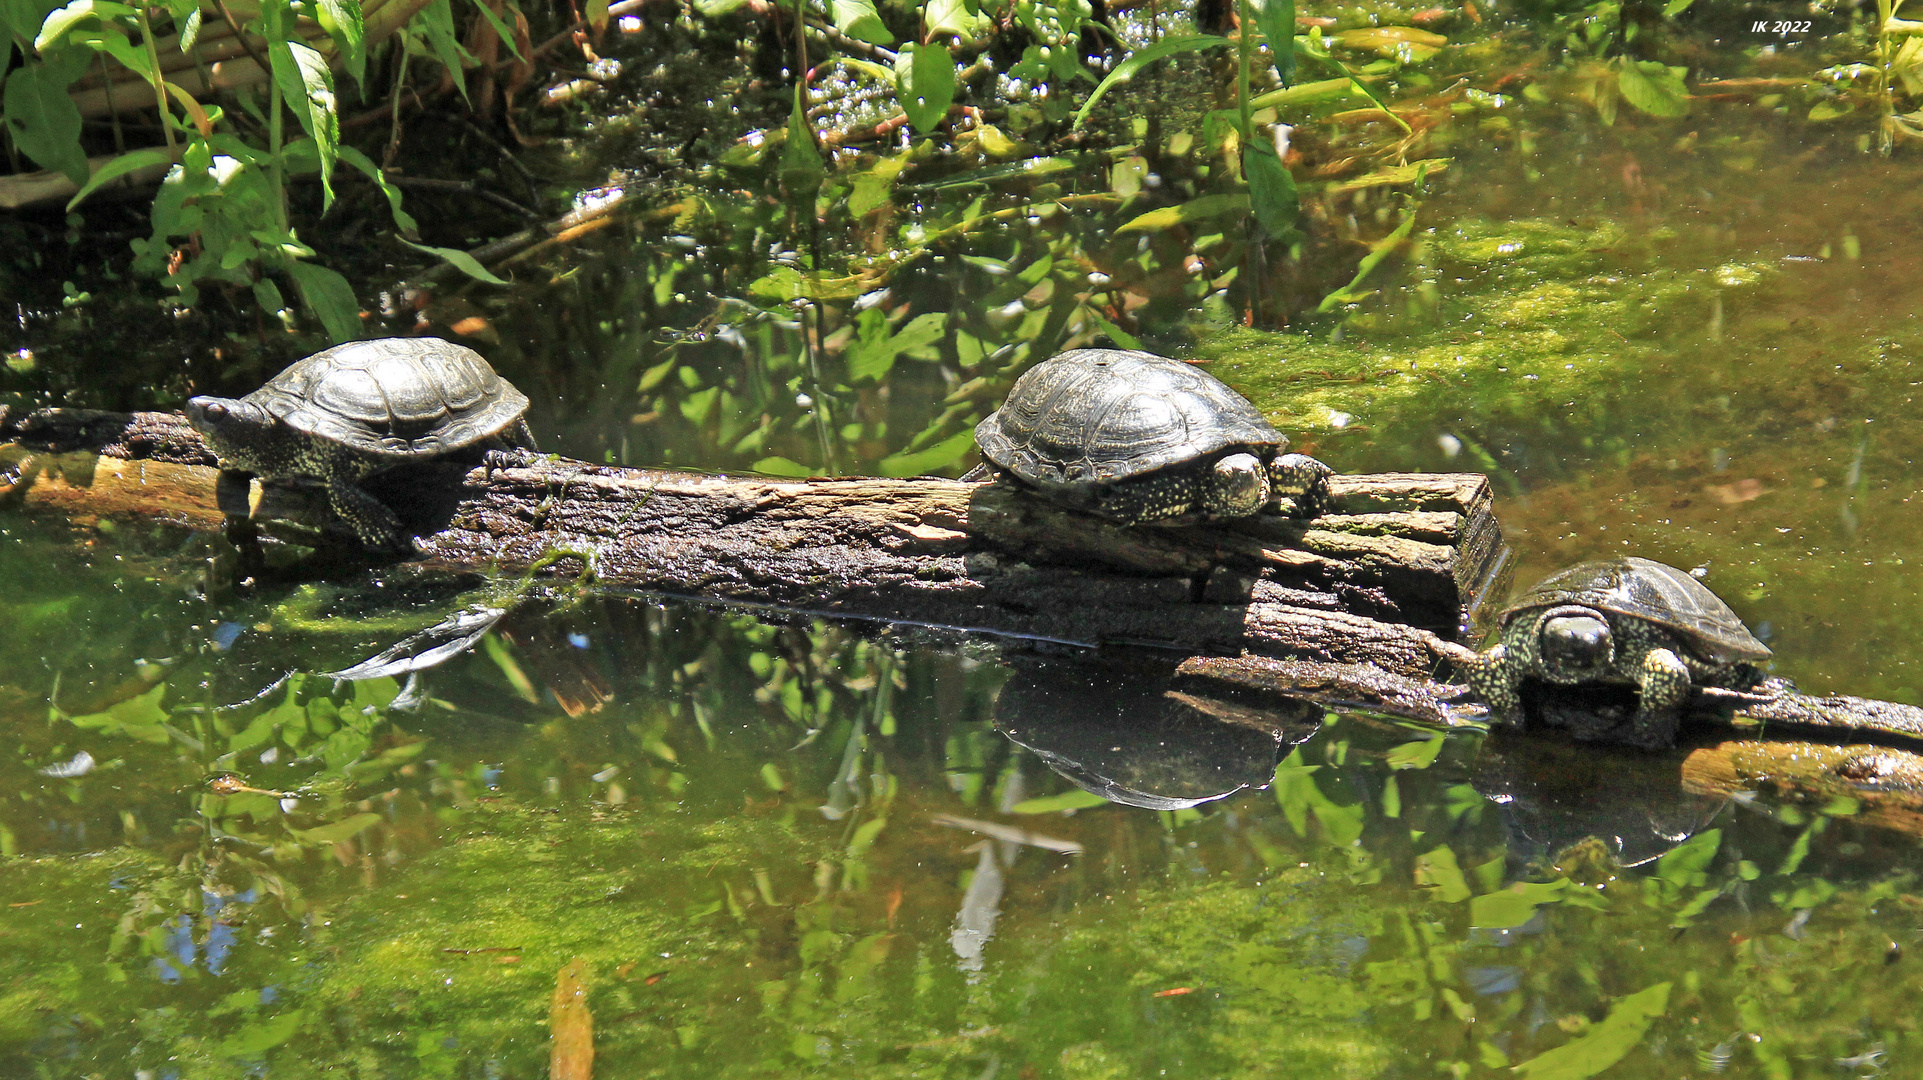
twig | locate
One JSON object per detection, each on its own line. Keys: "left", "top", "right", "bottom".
{"left": 386, "top": 175, "right": 542, "bottom": 219}
{"left": 434, "top": 110, "right": 543, "bottom": 208}
{"left": 531, "top": 0, "right": 647, "bottom": 58}
{"left": 801, "top": 18, "right": 898, "bottom": 65}
{"left": 209, "top": 0, "right": 275, "bottom": 96}
{"left": 402, "top": 188, "right": 631, "bottom": 286}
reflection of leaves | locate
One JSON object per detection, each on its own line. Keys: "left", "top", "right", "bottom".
{"left": 847, "top": 310, "right": 946, "bottom": 383}
{"left": 1655, "top": 827, "right": 1720, "bottom": 886}
{"left": 876, "top": 430, "right": 975, "bottom": 477}
{"left": 219, "top": 1008, "right": 306, "bottom": 1057}
{"left": 1615, "top": 57, "right": 1689, "bottom": 117}
{"left": 292, "top": 812, "right": 382, "bottom": 845}
{"left": 59, "top": 683, "right": 171, "bottom": 744}
{"left": 1470, "top": 879, "right": 1568, "bottom": 929}
{"left": 1416, "top": 846, "right": 1473, "bottom": 902}
{"left": 1116, "top": 193, "right": 1250, "bottom": 233}
{"left": 1512, "top": 982, "right": 1671, "bottom": 1079}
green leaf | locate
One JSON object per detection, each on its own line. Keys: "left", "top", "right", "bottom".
{"left": 1242, "top": 138, "right": 1299, "bottom": 241}
{"left": 751, "top": 456, "right": 813, "bottom": 477}
{"left": 60, "top": 683, "right": 171, "bottom": 743}
{"left": 1512, "top": 983, "right": 1672, "bottom": 1079}
{"left": 34, "top": 0, "right": 137, "bottom": 51}
{"left": 1317, "top": 201, "right": 1416, "bottom": 312}
{"left": 1073, "top": 34, "right": 1230, "bottom": 127}
{"left": 413, "top": 0, "right": 473, "bottom": 102}
{"left": 780, "top": 91, "right": 824, "bottom": 186}
{"left": 848, "top": 151, "right": 908, "bottom": 216}
{"left": 398, "top": 237, "right": 509, "bottom": 285}
{"left": 316, "top": 0, "right": 366, "bottom": 86}
{"left": 1248, "top": 76, "right": 1357, "bottom": 110}
{"left": 1326, "top": 157, "right": 1451, "bottom": 193}
{"left": 1249, "top": 0, "right": 1294, "bottom": 83}
{"left": 924, "top": 0, "right": 988, "bottom": 43}
{"left": 1616, "top": 57, "right": 1688, "bottom": 118}
{"left": 848, "top": 310, "right": 946, "bottom": 382}
{"left": 896, "top": 42, "right": 956, "bottom": 135}
{"left": 177, "top": 6, "right": 201, "bottom": 51}
{"left": 877, "top": 429, "right": 975, "bottom": 477}
{"left": 1469, "top": 878, "right": 1568, "bottom": 929}
{"left": 585, "top": 0, "right": 606, "bottom": 31}
{"left": 64, "top": 146, "right": 174, "bottom": 209}
{"left": 1655, "top": 827, "right": 1721, "bottom": 885}
{"left": 830, "top": 0, "right": 890, "bottom": 45}
{"left": 1415, "top": 845, "right": 1472, "bottom": 902}
{"left": 4, "top": 57, "right": 90, "bottom": 184}
{"left": 293, "top": 811, "right": 382, "bottom": 844}
{"left": 1087, "top": 312, "right": 1141, "bottom": 350}
{"left": 268, "top": 36, "right": 339, "bottom": 206}
{"left": 336, "top": 144, "right": 417, "bottom": 231}
{"left": 1661, "top": 0, "right": 1693, "bottom": 15}
{"left": 1384, "top": 734, "right": 1446, "bottom": 770}
{"left": 468, "top": 0, "right": 523, "bottom": 61}
{"left": 285, "top": 260, "right": 363, "bottom": 343}
{"left": 219, "top": 1009, "right": 307, "bottom": 1057}
{"left": 252, "top": 277, "right": 286, "bottom": 315}
{"left": 1115, "top": 192, "right": 1249, "bottom": 232}
{"left": 692, "top": 0, "right": 744, "bottom": 15}
{"left": 1010, "top": 788, "right": 1111, "bottom": 813}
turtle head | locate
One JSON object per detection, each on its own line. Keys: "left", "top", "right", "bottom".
{"left": 1204, "top": 453, "right": 1271, "bottom": 517}
{"left": 1535, "top": 605, "right": 1615, "bottom": 681}
{"left": 186, "top": 395, "right": 278, "bottom": 472}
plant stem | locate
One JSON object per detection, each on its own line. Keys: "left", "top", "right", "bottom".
{"left": 269, "top": 75, "right": 287, "bottom": 232}
{"left": 138, "top": 6, "right": 179, "bottom": 158}
{"left": 1235, "top": 0, "right": 1252, "bottom": 140}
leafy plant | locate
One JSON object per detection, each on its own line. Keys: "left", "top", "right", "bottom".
{"left": 1, "top": 0, "right": 510, "bottom": 341}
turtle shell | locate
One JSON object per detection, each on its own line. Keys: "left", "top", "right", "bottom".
{"left": 975, "top": 349, "right": 1285, "bottom": 493}
{"left": 1501, "top": 557, "right": 1772, "bottom": 663}
{"left": 245, "top": 338, "right": 528, "bottom": 458}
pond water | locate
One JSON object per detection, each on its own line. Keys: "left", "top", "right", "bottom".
{"left": 8, "top": 1, "right": 1923, "bottom": 1077}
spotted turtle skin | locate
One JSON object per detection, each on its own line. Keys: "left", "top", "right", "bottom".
{"left": 972, "top": 349, "right": 1333, "bottom": 524}
{"left": 1463, "top": 557, "right": 1772, "bottom": 748}
{"left": 185, "top": 338, "right": 534, "bottom": 553}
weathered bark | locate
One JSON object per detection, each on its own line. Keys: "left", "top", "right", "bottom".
{"left": 1681, "top": 740, "right": 1923, "bottom": 838}
{"left": 0, "top": 406, "right": 1502, "bottom": 676}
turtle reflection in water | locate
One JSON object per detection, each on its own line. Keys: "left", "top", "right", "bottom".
{"left": 186, "top": 338, "right": 536, "bottom": 554}
{"left": 970, "top": 349, "right": 1335, "bottom": 524}
{"left": 1463, "top": 557, "right": 1772, "bottom": 749}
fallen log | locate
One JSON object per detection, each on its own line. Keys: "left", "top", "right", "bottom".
{"left": 0, "top": 406, "right": 1504, "bottom": 676}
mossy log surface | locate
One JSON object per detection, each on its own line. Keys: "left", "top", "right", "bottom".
{"left": 0, "top": 407, "right": 1504, "bottom": 676}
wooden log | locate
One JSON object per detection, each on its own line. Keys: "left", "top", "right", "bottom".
{"left": 0, "top": 406, "right": 1504, "bottom": 676}
{"left": 1681, "top": 740, "right": 1923, "bottom": 838}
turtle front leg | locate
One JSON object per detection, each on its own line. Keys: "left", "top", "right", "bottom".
{"left": 1628, "top": 647, "right": 1692, "bottom": 748}
{"left": 325, "top": 477, "right": 416, "bottom": 555}
{"left": 1268, "top": 453, "right": 1335, "bottom": 517}
{"left": 1463, "top": 643, "right": 1526, "bottom": 726}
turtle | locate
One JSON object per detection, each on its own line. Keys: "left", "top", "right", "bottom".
{"left": 185, "top": 337, "right": 535, "bottom": 554}
{"left": 970, "top": 348, "right": 1334, "bottom": 524}
{"left": 1461, "top": 556, "right": 1772, "bottom": 748}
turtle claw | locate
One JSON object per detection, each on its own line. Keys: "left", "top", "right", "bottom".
{"left": 1270, "top": 453, "right": 1335, "bottom": 517}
